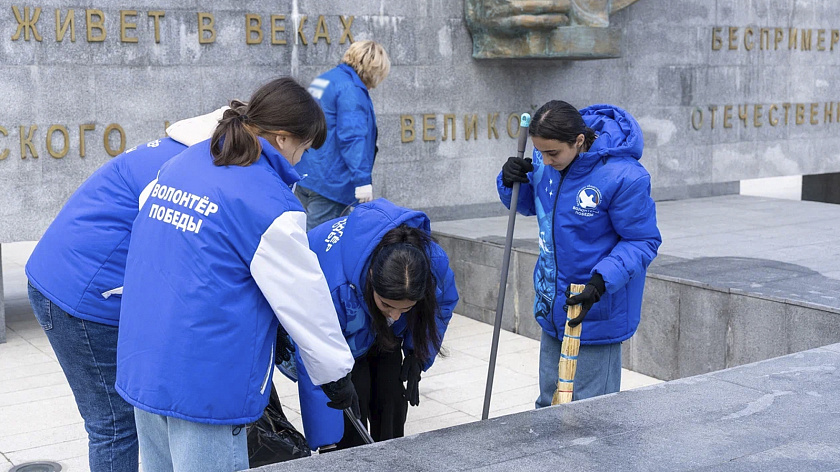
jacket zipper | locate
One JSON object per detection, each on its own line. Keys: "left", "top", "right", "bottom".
{"left": 548, "top": 167, "right": 570, "bottom": 333}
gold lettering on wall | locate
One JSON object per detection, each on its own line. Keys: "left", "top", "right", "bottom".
{"left": 86, "top": 9, "right": 106, "bottom": 42}
{"left": 711, "top": 25, "right": 840, "bottom": 53}
{"left": 46, "top": 125, "right": 69, "bottom": 158}
{"left": 464, "top": 114, "right": 478, "bottom": 141}
{"left": 422, "top": 114, "right": 436, "bottom": 142}
{"left": 691, "top": 108, "right": 703, "bottom": 130}
{"left": 246, "top": 14, "right": 263, "bottom": 44}
{"left": 769, "top": 104, "right": 779, "bottom": 126}
{"left": 506, "top": 113, "right": 519, "bottom": 138}
{"left": 20, "top": 125, "right": 38, "bottom": 159}
{"left": 442, "top": 114, "right": 455, "bottom": 141}
{"left": 795, "top": 103, "right": 805, "bottom": 125}
{"left": 148, "top": 11, "right": 164, "bottom": 43}
{"left": 692, "top": 101, "right": 840, "bottom": 131}
{"left": 400, "top": 115, "right": 416, "bottom": 143}
{"left": 271, "top": 15, "right": 286, "bottom": 45}
{"left": 487, "top": 113, "right": 499, "bottom": 139}
{"left": 313, "top": 15, "right": 331, "bottom": 44}
{"left": 296, "top": 16, "right": 308, "bottom": 45}
{"left": 79, "top": 124, "right": 95, "bottom": 157}
{"left": 728, "top": 27, "right": 738, "bottom": 50}
{"left": 0, "top": 127, "right": 9, "bottom": 160}
{"left": 8, "top": 9, "right": 356, "bottom": 46}
{"left": 55, "top": 9, "right": 75, "bottom": 42}
{"left": 723, "top": 105, "right": 733, "bottom": 128}
{"left": 103, "top": 124, "right": 126, "bottom": 157}
{"left": 120, "top": 10, "right": 138, "bottom": 43}
{"left": 11, "top": 6, "right": 43, "bottom": 42}
{"left": 340, "top": 16, "right": 354, "bottom": 44}
{"left": 198, "top": 12, "right": 216, "bottom": 44}
{"left": 744, "top": 26, "right": 754, "bottom": 51}
{"left": 711, "top": 27, "right": 722, "bottom": 50}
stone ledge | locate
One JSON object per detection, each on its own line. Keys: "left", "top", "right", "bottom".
{"left": 255, "top": 344, "right": 840, "bottom": 471}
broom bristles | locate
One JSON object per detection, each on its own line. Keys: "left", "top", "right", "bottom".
{"left": 551, "top": 283, "right": 585, "bottom": 406}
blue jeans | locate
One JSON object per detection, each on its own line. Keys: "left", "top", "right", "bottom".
{"left": 294, "top": 185, "right": 349, "bottom": 231}
{"left": 134, "top": 408, "right": 249, "bottom": 472}
{"left": 536, "top": 329, "right": 622, "bottom": 408}
{"left": 28, "top": 282, "right": 138, "bottom": 472}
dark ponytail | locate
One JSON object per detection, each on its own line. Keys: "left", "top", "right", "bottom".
{"left": 364, "top": 225, "right": 442, "bottom": 363}
{"left": 529, "top": 100, "right": 597, "bottom": 151}
{"left": 210, "top": 77, "right": 327, "bottom": 167}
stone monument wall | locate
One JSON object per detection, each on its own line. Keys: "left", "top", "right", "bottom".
{"left": 2, "top": 0, "right": 840, "bottom": 242}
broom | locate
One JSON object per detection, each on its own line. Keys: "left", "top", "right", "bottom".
{"left": 551, "top": 283, "right": 585, "bottom": 405}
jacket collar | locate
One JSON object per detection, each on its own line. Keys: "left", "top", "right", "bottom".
{"left": 256, "top": 137, "right": 301, "bottom": 187}
{"left": 338, "top": 63, "right": 369, "bottom": 92}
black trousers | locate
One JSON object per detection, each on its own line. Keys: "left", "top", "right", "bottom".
{"left": 336, "top": 345, "right": 407, "bottom": 449}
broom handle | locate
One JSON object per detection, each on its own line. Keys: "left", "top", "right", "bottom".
{"left": 552, "top": 283, "right": 586, "bottom": 405}
{"left": 482, "top": 113, "right": 531, "bottom": 421}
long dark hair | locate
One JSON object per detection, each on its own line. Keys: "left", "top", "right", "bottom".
{"left": 363, "top": 225, "right": 442, "bottom": 363}
{"left": 210, "top": 77, "right": 327, "bottom": 167}
{"left": 529, "top": 100, "right": 596, "bottom": 150}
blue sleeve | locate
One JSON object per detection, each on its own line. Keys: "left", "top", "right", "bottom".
{"left": 403, "top": 244, "right": 459, "bottom": 371}
{"left": 294, "top": 352, "right": 344, "bottom": 449}
{"left": 593, "top": 175, "right": 662, "bottom": 293}
{"left": 336, "top": 87, "right": 373, "bottom": 188}
{"left": 496, "top": 161, "right": 536, "bottom": 217}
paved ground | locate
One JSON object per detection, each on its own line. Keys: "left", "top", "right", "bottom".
{"left": 0, "top": 241, "right": 659, "bottom": 471}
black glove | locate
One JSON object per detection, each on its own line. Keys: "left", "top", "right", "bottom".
{"left": 400, "top": 352, "right": 423, "bottom": 407}
{"left": 321, "top": 373, "right": 361, "bottom": 419}
{"left": 564, "top": 273, "right": 606, "bottom": 328}
{"left": 501, "top": 156, "right": 533, "bottom": 188}
{"left": 274, "top": 325, "right": 295, "bottom": 364}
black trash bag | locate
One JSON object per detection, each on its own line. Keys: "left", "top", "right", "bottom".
{"left": 247, "top": 384, "right": 311, "bottom": 468}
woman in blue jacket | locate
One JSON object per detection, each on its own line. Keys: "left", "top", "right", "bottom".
{"left": 498, "top": 101, "right": 661, "bottom": 407}
{"left": 24, "top": 103, "right": 229, "bottom": 472}
{"left": 295, "top": 40, "right": 390, "bottom": 230}
{"left": 116, "top": 78, "right": 359, "bottom": 472}
{"left": 292, "top": 199, "right": 459, "bottom": 450}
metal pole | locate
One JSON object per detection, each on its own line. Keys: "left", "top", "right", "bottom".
{"left": 482, "top": 113, "right": 531, "bottom": 420}
{"left": 344, "top": 408, "right": 375, "bottom": 444}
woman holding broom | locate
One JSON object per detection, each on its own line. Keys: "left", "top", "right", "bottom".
{"left": 497, "top": 100, "right": 661, "bottom": 407}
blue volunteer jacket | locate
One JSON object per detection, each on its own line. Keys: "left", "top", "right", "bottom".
{"left": 25, "top": 138, "right": 185, "bottom": 326}
{"left": 296, "top": 64, "right": 377, "bottom": 205}
{"left": 295, "top": 199, "right": 459, "bottom": 449}
{"left": 116, "top": 138, "right": 354, "bottom": 425}
{"left": 498, "top": 104, "right": 661, "bottom": 344}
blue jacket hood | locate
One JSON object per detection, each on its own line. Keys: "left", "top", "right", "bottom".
{"left": 580, "top": 104, "right": 644, "bottom": 161}
{"left": 338, "top": 199, "right": 431, "bottom": 289}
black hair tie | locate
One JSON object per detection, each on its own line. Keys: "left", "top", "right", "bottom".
{"left": 238, "top": 114, "right": 249, "bottom": 122}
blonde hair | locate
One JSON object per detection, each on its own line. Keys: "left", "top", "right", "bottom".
{"left": 342, "top": 40, "right": 391, "bottom": 89}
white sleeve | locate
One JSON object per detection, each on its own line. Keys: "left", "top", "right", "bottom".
{"left": 250, "top": 210, "right": 354, "bottom": 386}
{"left": 166, "top": 106, "right": 229, "bottom": 146}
